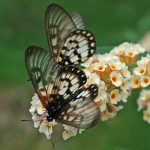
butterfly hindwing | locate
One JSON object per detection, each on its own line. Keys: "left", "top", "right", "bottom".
{"left": 57, "top": 66, "right": 87, "bottom": 99}
{"left": 57, "top": 84, "right": 100, "bottom": 128}
{"left": 58, "top": 29, "right": 96, "bottom": 65}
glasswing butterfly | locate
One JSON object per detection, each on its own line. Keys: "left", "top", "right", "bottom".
{"left": 24, "top": 3, "right": 100, "bottom": 131}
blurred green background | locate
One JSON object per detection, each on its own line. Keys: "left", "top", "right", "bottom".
{"left": 0, "top": 0, "right": 150, "bottom": 150}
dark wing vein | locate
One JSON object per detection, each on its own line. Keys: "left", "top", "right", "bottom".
{"left": 45, "top": 3, "right": 77, "bottom": 59}
{"left": 55, "top": 65, "right": 87, "bottom": 100}
{"left": 25, "top": 46, "right": 61, "bottom": 109}
{"left": 58, "top": 29, "right": 96, "bottom": 65}
{"left": 58, "top": 84, "right": 100, "bottom": 128}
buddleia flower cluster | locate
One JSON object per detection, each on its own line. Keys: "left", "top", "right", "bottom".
{"left": 26, "top": 3, "right": 150, "bottom": 141}
{"left": 29, "top": 94, "right": 85, "bottom": 140}
{"left": 82, "top": 42, "right": 150, "bottom": 121}
{"left": 137, "top": 89, "right": 150, "bottom": 123}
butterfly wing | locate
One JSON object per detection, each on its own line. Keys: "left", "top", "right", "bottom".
{"left": 25, "top": 46, "right": 61, "bottom": 109}
{"left": 57, "top": 29, "right": 96, "bottom": 65}
{"left": 45, "top": 3, "right": 76, "bottom": 58}
{"left": 57, "top": 65, "right": 87, "bottom": 100}
{"left": 70, "top": 12, "right": 85, "bottom": 29}
{"left": 25, "top": 46, "right": 87, "bottom": 108}
{"left": 57, "top": 84, "right": 100, "bottom": 129}
{"left": 25, "top": 46, "right": 99, "bottom": 128}
{"left": 45, "top": 4, "right": 96, "bottom": 66}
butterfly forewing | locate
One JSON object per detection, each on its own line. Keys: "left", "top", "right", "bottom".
{"left": 70, "top": 12, "right": 85, "bottom": 29}
{"left": 57, "top": 84, "right": 100, "bottom": 128}
{"left": 58, "top": 29, "right": 96, "bottom": 65}
{"left": 25, "top": 46, "right": 62, "bottom": 109}
{"left": 25, "top": 46, "right": 88, "bottom": 107}
{"left": 45, "top": 3, "right": 76, "bottom": 58}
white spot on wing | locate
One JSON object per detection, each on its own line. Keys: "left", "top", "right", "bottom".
{"left": 70, "top": 83, "right": 79, "bottom": 92}
{"left": 77, "top": 45, "right": 88, "bottom": 54}
{"left": 71, "top": 78, "right": 78, "bottom": 85}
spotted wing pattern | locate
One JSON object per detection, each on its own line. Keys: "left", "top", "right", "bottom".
{"left": 45, "top": 3, "right": 76, "bottom": 58}
{"left": 58, "top": 29, "right": 96, "bottom": 65}
{"left": 25, "top": 46, "right": 87, "bottom": 103}
{"left": 58, "top": 84, "right": 100, "bottom": 128}
{"left": 57, "top": 66, "right": 87, "bottom": 99}
{"left": 25, "top": 46, "right": 100, "bottom": 128}
{"left": 45, "top": 4, "right": 96, "bottom": 65}
{"left": 25, "top": 46, "right": 61, "bottom": 109}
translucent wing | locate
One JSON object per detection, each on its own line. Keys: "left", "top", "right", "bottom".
{"left": 58, "top": 84, "right": 100, "bottom": 129}
{"left": 45, "top": 3, "right": 76, "bottom": 58}
{"left": 25, "top": 46, "right": 87, "bottom": 107}
{"left": 25, "top": 46, "right": 61, "bottom": 109}
{"left": 70, "top": 12, "right": 85, "bottom": 29}
{"left": 57, "top": 29, "right": 96, "bottom": 65}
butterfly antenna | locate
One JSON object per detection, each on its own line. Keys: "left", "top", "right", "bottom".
{"left": 51, "top": 138, "right": 55, "bottom": 149}
{"left": 21, "top": 119, "right": 42, "bottom": 122}
{"left": 21, "top": 119, "right": 32, "bottom": 121}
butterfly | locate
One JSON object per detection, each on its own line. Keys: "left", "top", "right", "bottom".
{"left": 25, "top": 46, "right": 100, "bottom": 128}
{"left": 45, "top": 3, "right": 96, "bottom": 66}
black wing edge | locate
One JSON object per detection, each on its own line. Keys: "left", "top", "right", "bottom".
{"left": 57, "top": 84, "right": 100, "bottom": 129}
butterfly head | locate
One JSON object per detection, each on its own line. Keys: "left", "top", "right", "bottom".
{"left": 46, "top": 115, "right": 53, "bottom": 122}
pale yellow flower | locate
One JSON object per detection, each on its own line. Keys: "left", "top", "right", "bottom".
{"left": 137, "top": 89, "right": 150, "bottom": 111}
{"left": 39, "top": 122, "right": 53, "bottom": 139}
{"left": 122, "top": 67, "right": 131, "bottom": 78}
{"left": 120, "top": 91, "right": 130, "bottom": 103}
{"left": 108, "top": 60, "right": 123, "bottom": 70}
{"left": 81, "top": 57, "right": 93, "bottom": 67}
{"left": 110, "top": 89, "right": 121, "bottom": 104}
{"left": 137, "top": 57, "right": 149, "bottom": 66}
{"left": 30, "top": 94, "right": 46, "bottom": 115}
{"left": 121, "top": 78, "right": 131, "bottom": 91}
{"left": 62, "top": 125, "right": 78, "bottom": 140}
{"left": 110, "top": 42, "right": 128, "bottom": 55}
{"left": 130, "top": 75, "right": 140, "bottom": 88}
{"left": 143, "top": 109, "right": 150, "bottom": 124}
{"left": 110, "top": 71, "right": 123, "bottom": 87}
{"left": 133, "top": 66, "right": 146, "bottom": 76}
{"left": 95, "top": 89, "right": 107, "bottom": 102}
{"left": 85, "top": 72, "right": 100, "bottom": 87}
{"left": 32, "top": 113, "right": 42, "bottom": 128}
{"left": 96, "top": 99, "right": 108, "bottom": 112}
{"left": 140, "top": 76, "right": 150, "bottom": 87}
{"left": 93, "top": 62, "right": 107, "bottom": 72}
{"left": 101, "top": 112, "right": 117, "bottom": 121}
{"left": 125, "top": 47, "right": 138, "bottom": 57}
